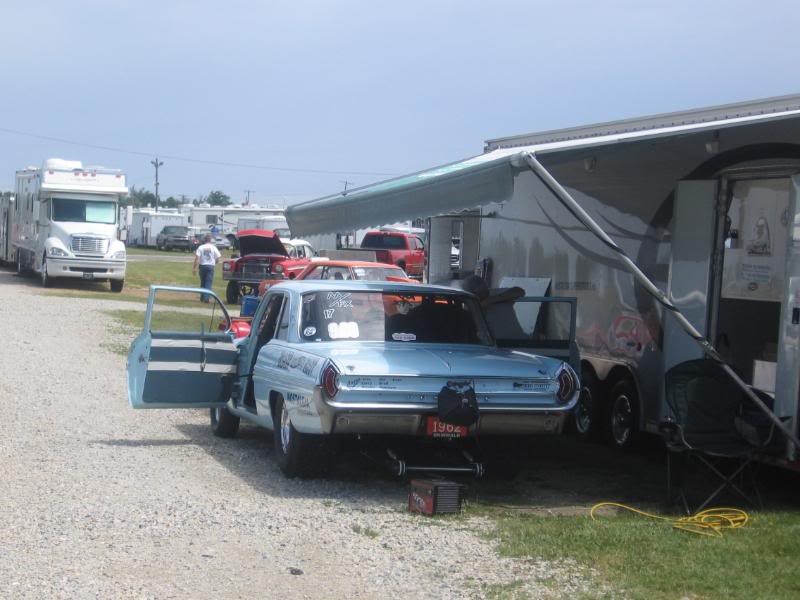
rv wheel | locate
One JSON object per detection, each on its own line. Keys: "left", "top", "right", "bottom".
{"left": 40, "top": 255, "right": 52, "bottom": 288}
{"left": 605, "top": 379, "right": 639, "bottom": 450}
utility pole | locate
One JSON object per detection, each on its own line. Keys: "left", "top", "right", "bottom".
{"left": 150, "top": 158, "right": 163, "bottom": 212}
{"left": 244, "top": 189, "right": 255, "bottom": 206}
{"left": 340, "top": 180, "right": 353, "bottom": 193}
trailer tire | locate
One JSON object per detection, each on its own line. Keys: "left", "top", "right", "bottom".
{"left": 226, "top": 281, "right": 240, "bottom": 305}
{"left": 40, "top": 255, "right": 52, "bottom": 288}
{"left": 272, "top": 395, "right": 330, "bottom": 478}
{"left": 16, "top": 250, "right": 24, "bottom": 275}
{"left": 210, "top": 405, "right": 240, "bottom": 438}
{"left": 110, "top": 279, "right": 124, "bottom": 293}
{"left": 605, "top": 378, "right": 639, "bottom": 451}
{"left": 572, "top": 366, "right": 602, "bottom": 440}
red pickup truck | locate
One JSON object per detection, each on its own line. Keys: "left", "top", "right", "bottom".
{"left": 360, "top": 230, "right": 425, "bottom": 278}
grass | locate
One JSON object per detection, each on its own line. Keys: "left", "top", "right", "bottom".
{"left": 351, "top": 524, "right": 380, "bottom": 539}
{"left": 475, "top": 504, "right": 800, "bottom": 600}
{"left": 105, "top": 308, "right": 228, "bottom": 334}
{"left": 40, "top": 257, "right": 229, "bottom": 308}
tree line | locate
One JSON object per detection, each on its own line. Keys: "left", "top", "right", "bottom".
{"left": 122, "top": 187, "right": 232, "bottom": 208}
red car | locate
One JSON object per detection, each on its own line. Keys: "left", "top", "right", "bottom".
{"left": 360, "top": 230, "right": 425, "bottom": 278}
{"left": 222, "top": 229, "right": 311, "bottom": 303}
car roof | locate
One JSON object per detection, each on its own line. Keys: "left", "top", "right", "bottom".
{"left": 304, "top": 260, "right": 403, "bottom": 269}
{"left": 268, "top": 279, "right": 472, "bottom": 295}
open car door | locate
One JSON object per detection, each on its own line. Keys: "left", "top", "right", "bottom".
{"left": 488, "top": 296, "right": 579, "bottom": 370}
{"left": 127, "top": 285, "right": 238, "bottom": 409}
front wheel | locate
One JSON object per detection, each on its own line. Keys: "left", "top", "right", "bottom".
{"left": 272, "top": 395, "right": 330, "bottom": 478}
{"left": 41, "top": 255, "right": 52, "bottom": 288}
{"left": 110, "top": 279, "right": 124, "bottom": 293}
{"left": 210, "top": 405, "right": 240, "bottom": 438}
{"left": 226, "top": 280, "right": 240, "bottom": 305}
{"left": 605, "top": 379, "right": 639, "bottom": 450}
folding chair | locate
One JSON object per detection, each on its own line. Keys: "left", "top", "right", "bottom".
{"left": 661, "top": 359, "right": 773, "bottom": 514}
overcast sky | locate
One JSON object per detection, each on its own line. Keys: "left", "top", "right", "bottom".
{"left": 0, "top": 0, "right": 796, "bottom": 206}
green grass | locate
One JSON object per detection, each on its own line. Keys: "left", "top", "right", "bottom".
{"left": 105, "top": 308, "right": 228, "bottom": 334}
{"left": 41, "top": 258, "right": 229, "bottom": 307}
{"left": 477, "top": 505, "right": 800, "bottom": 600}
{"left": 351, "top": 524, "right": 380, "bottom": 539}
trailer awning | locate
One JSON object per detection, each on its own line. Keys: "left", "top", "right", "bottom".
{"left": 286, "top": 102, "right": 800, "bottom": 237}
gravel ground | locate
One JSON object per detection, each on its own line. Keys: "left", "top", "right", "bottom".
{"left": 0, "top": 268, "right": 599, "bottom": 599}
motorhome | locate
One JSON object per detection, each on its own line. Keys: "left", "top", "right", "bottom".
{"left": 0, "top": 159, "right": 128, "bottom": 291}
{"left": 286, "top": 94, "right": 800, "bottom": 462}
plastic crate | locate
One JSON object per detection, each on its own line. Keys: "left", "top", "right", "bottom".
{"left": 240, "top": 294, "right": 259, "bottom": 317}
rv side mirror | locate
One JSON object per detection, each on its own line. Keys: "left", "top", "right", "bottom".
{"left": 119, "top": 229, "right": 128, "bottom": 242}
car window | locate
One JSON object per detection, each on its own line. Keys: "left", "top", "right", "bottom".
{"left": 275, "top": 297, "right": 291, "bottom": 341}
{"left": 361, "top": 234, "right": 406, "bottom": 249}
{"left": 285, "top": 244, "right": 298, "bottom": 258}
{"left": 255, "top": 294, "right": 285, "bottom": 347}
{"left": 323, "top": 266, "right": 351, "bottom": 281}
{"left": 414, "top": 237, "right": 424, "bottom": 250}
{"left": 303, "top": 245, "right": 314, "bottom": 258}
{"left": 303, "top": 266, "right": 323, "bottom": 280}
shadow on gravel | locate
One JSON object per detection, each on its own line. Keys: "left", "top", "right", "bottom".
{"left": 93, "top": 438, "right": 200, "bottom": 447}
{"left": 0, "top": 264, "right": 111, "bottom": 292}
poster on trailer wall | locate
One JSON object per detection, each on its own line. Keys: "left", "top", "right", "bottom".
{"left": 721, "top": 179, "right": 791, "bottom": 303}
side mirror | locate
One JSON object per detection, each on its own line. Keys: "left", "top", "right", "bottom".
{"left": 119, "top": 229, "right": 128, "bottom": 242}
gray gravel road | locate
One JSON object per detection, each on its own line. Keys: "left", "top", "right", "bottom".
{"left": 0, "top": 268, "right": 596, "bottom": 599}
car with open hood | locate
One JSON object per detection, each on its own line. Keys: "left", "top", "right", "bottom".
{"left": 221, "top": 229, "right": 313, "bottom": 303}
{"left": 127, "top": 280, "right": 580, "bottom": 478}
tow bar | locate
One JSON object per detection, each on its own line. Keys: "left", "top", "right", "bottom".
{"left": 385, "top": 448, "right": 485, "bottom": 479}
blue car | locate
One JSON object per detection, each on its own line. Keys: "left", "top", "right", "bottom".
{"left": 127, "top": 280, "right": 579, "bottom": 477}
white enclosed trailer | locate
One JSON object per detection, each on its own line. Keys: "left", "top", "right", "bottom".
{"left": 129, "top": 209, "right": 186, "bottom": 247}
{"left": 287, "top": 94, "right": 800, "bottom": 461}
{"left": 1, "top": 159, "right": 129, "bottom": 291}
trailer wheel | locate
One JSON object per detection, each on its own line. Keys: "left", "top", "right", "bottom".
{"left": 272, "top": 395, "right": 330, "bottom": 478}
{"left": 16, "top": 250, "right": 25, "bottom": 275}
{"left": 572, "top": 366, "right": 602, "bottom": 440}
{"left": 226, "top": 281, "right": 240, "bottom": 304}
{"left": 110, "top": 279, "right": 124, "bottom": 293}
{"left": 40, "top": 255, "right": 52, "bottom": 288}
{"left": 210, "top": 405, "right": 240, "bottom": 438}
{"left": 605, "top": 379, "right": 639, "bottom": 450}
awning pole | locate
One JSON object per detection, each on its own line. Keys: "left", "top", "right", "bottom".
{"left": 522, "top": 151, "right": 800, "bottom": 449}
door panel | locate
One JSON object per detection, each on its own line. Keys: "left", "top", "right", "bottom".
{"left": 127, "top": 286, "right": 238, "bottom": 409}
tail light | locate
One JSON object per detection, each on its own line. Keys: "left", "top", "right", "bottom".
{"left": 321, "top": 364, "right": 339, "bottom": 398}
{"left": 557, "top": 367, "right": 576, "bottom": 403}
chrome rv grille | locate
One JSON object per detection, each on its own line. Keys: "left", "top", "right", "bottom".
{"left": 71, "top": 236, "right": 108, "bottom": 255}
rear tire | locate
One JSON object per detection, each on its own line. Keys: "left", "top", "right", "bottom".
{"left": 272, "top": 395, "right": 330, "bottom": 478}
{"left": 110, "top": 279, "right": 124, "bottom": 293}
{"left": 226, "top": 280, "right": 240, "bottom": 305}
{"left": 210, "top": 405, "right": 240, "bottom": 438}
{"left": 572, "top": 366, "right": 602, "bottom": 440}
{"left": 605, "top": 379, "right": 639, "bottom": 451}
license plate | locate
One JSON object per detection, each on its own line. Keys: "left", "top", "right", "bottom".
{"left": 426, "top": 416, "right": 467, "bottom": 438}
{"left": 82, "top": 273, "right": 94, "bottom": 280}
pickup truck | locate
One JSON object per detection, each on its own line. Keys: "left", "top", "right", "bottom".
{"left": 359, "top": 230, "right": 425, "bottom": 278}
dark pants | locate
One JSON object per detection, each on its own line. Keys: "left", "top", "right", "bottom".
{"left": 199, "top": 265, "right": 214, "bottom": 302}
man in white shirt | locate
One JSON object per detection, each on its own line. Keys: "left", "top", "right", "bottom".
{"left": 192, "top": 234, "right": 222, "bottom": 302}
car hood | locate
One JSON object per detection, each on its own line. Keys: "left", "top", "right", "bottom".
{"left": 312, "top": 342, "right": 562, "bottom": 379}
{"left": 237, "top": 230, "right": 288, "bottom": 257}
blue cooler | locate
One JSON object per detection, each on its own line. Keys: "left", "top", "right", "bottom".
{"left": 240, "top": 295, "right": 259, "bottom": 317}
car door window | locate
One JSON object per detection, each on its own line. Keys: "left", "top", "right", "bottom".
{"left": 256, "top": 294, "right": 285, "bottom": 346}
{"left": 276, "top": 298, "right": 292, "bottom": 340}
{"left": 303, "top": 266, "right": 323, "bottom": 280}
{"left": 326, "top": 266, "right": 351, "bottom": 280}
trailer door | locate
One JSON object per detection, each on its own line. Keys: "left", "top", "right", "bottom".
{"left": 775, "top": 175, "right": 800, "bottom": 445}
{"left": 127, "top": 286, "right": 238, "bottom": 409}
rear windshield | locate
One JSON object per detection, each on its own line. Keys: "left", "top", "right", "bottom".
{"left": 361, "top": 234, "right": 406, "bottom": 249}
{"left": 300, "top": 291, "right": 492, "bottom": 345}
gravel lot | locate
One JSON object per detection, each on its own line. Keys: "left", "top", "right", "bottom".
{"left": 0, "top": 267, "right": 599, "bottom": 599}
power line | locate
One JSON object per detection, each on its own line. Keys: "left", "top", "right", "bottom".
{"left": 0, "top": 126, "right": 398, "bottom": 177}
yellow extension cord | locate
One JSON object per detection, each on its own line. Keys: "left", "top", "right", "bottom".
{"left": 590, "top": 502, "right": 749, "bottom": 537}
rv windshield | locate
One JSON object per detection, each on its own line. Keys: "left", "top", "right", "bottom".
{"left": 52, "top": 198, "right": 116, "bottom": 224}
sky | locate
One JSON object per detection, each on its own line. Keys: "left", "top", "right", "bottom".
{"left": 0, "top": 0, "right": 797, "bottom": 206}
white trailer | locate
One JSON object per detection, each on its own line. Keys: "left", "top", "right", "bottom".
{"left": 129, "top": 209, "right": 187, "bottom": 247}
{"left": 287, "top": 94, "right": 800, "bottom": 462}
{"left": 0, "top": 159, "right": 128, "bottom": 291}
